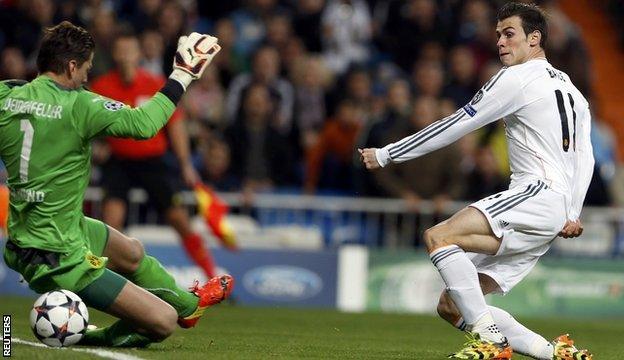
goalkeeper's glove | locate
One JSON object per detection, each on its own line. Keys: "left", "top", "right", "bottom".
{"left": 169, "top": 32, "right": 221, "bottom": 90}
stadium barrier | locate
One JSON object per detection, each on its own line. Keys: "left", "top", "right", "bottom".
{"left": 2, "top": 189, "right": 623, "bottom": 317}
{"left": 83, "top": 187, "right": 624, "bottom": 257}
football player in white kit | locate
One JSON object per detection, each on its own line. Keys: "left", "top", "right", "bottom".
{"left": 360, "top": 3, "right": 593, "bottom": 359}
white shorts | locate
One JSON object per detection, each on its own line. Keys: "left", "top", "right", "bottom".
{"left": 468, "top": 180, "right": 567, "bottom": 294}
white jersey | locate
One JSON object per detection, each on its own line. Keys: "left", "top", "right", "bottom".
{"left": 376, "top": 59, "right": 594, "bottom": 221}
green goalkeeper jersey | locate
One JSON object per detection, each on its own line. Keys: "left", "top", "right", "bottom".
{"left": 0, "top": 75, "right": 176, "bottom": 252}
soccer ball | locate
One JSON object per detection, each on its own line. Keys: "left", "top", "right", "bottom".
{"left": 29, "top": 290, "right": 89, "bottom": 347}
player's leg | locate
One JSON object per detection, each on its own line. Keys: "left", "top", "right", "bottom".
{"left": 85, "top": 217, "right": 232, "bottom": 329}
{"left": 423, "top": 206, "right": 507, "bottom": 345}
{"left": 166, "top": 205, "right": 217, "bottom": 279}
{"left": 437, "top": 275, "right": 555, "bottom": 360}
{"left": 97, "top": 221, "right": 200, "bottom": 318}
{"left": 435, "top": 183, "right": 591, "bottom": 359}
{"left": 141, "top": 157, "right": 217, "bottom": 280}
{"left": 78, "top": 270, "right": 178, "bottom": 347}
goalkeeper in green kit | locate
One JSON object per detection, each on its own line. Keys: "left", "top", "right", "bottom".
{"left": 0, "top": 21, "right": 234, "bottom": 347}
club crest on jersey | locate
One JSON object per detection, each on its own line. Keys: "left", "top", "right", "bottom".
{"left": 470, "top": 90, "right": 484, "bottom": 105}
{"left": 85, "top": 253, "right": 104, "bottom": 269}
{"left": 103, "top": 100, "right": 124, "bottom": 111}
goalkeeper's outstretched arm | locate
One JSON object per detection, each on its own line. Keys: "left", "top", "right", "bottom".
{"left": 72, "top": 33, "right": 221, "bottom": 140}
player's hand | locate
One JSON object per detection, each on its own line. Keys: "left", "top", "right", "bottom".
{"left": 358, "top": 148, "right": 381, "bottom": 170}
{"left": 170, "top": 33, "right": 221, "bottom": 90}
{"left": 558, "top": 219, "right": 583, "bottom": 238}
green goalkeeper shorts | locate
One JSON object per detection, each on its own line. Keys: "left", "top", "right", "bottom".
{"left": 3, "top": 216, "right": 119, "bottom": 296}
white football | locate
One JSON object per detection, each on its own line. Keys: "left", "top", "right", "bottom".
{"left": 29, "top": 290, "right": 89, "bottom": 347}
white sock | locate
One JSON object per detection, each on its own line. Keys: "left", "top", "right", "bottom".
{"left": 453, "top": 307, "right": 554, "bottom": 359}
{"left": 430, "top": 245, "right": 505, "bottom": 343}
{"left": 487, "top": 306, "right": 553, "bottom": 360}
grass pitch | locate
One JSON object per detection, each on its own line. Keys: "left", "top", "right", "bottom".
{"left": 1, "top": 296, "right": 621, "bottom": 359}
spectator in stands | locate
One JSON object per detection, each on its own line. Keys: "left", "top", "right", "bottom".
{"left": 418, "top": 41, "right": 447, "bottom": 64}
{"left": 264, "top": 12, "right": 294, "bottom": 59}
{"left": 444, "top": 45, "right": 479, "bottom": 107}
{"left": 455, "top": 0, "right": 497, "bottom": 69}
{"left": 229, "top": 0, "right": 278, "bottom": 57}
{"left": 1, "top": 47, "right": 28, "bottom": 80}
{"left": 88, "top": 8, "right": 116, "bottom": 78}
{"left": 291, "top": 55, "right": 332, "bottom": 151}
{"left": 305, "top": 99, "right": 364, "bottom": 194}
{"left": 157, "top": 1, "right": 187, "bottom": 75}
{"left": 90, "top": 31, "right": 218, "bottom": 281}
{"left": 321, "top": 0, "right": 372, "bottom": 74}
{"left": 293, "top": 0, "right": 325, "bottom": 52}
{"left": 412, "top": 60, "right": 446, "bottom": 98}
{"left": 329, "top": 67, "right": 373, "bottom": 119}
{"left": 225, "top": 83, "right": 295, "bottom": 193}
{"left": 377, "top": 0, "right": 449, "bottom": 72}
{"left": 196, "top": 134, "right": 239, "bottom": 192}
{"left": 140, "top": 29, "right": 165, "bottom": 76}
{"left": 212, "top": 18, "right": 246, "bottom": 88}
{"left": 183, "top": 65, "right": 226, "bottom": 130}
{"left": 119, "top": 0, "right": 161, "bottom": 33}
{"left": 281, "top": 36, "right": 308, "bottom": 81}
{"left": 53, "top": 0, "right": 83, "bottom": 26}
{"left": 226, "top": 45, "right": 294, "bottom": 133}
{"left": 0, "top": 0, "right": 55, "bottom": 61}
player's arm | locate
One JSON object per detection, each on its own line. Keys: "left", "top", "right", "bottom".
{"left": 361, "top": 69, "right": 524, "bottom": 169}
{"left": 72, "top": 33, "right": 221, "bottom": 140}
{"left": 73, "top": 89, "right": 177, "bottom": 139}
{"left": 560, "top": 102, "right": 594, "bottom": 238}
{"left": 167, "top": 112, "right": 200, "bottom": 186}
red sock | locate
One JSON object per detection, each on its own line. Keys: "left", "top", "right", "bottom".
{"left": 181, "top": 233, "right": 216, "bottom": 279}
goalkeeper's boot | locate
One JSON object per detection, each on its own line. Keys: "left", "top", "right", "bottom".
{"left": 552, "top": 334, "right": 593, "bottom": 360}
{"left": 177, "top": 274, "right": 234, "bottom": 328}
{"left": 448, "top": 332, "right": 513, "bottom": 359}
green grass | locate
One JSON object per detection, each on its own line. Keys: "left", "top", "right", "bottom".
{"left": 1, "top": 296, "right": 621, "bottom": 359}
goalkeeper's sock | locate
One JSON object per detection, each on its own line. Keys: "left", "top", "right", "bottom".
{"left": 80, "top": 320, "right": 152, "bottom": 348}
{"left": 125, "top": 255, "right": 199, "bottom": 318}
{"left": 430, "top": 245, "right": 505, "bottom": 343}
{"left": 453, "top": 307, "right": 553, "bottom": 359}
{"left": 181, "top": 232, "right": 216, "bottom": 279}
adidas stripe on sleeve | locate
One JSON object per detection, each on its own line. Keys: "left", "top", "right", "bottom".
{"left": 375, "top": 68, "right": 523, "bottom": 167}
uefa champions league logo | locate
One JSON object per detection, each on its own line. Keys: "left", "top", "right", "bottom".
{"left": 103, "top": 101, "right": 124, "bottom": 111}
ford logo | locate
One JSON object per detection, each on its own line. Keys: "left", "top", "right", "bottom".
{"left": 243, "top": 266, "right": 323, "bottom": 301}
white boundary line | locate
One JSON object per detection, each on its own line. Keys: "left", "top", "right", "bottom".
{"left": 13, "top": 338, "right": 146, "bottom": 360}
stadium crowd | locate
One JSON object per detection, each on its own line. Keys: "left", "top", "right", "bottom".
{"left": 0, "top": 0, "right": 618, "bottom": 210}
